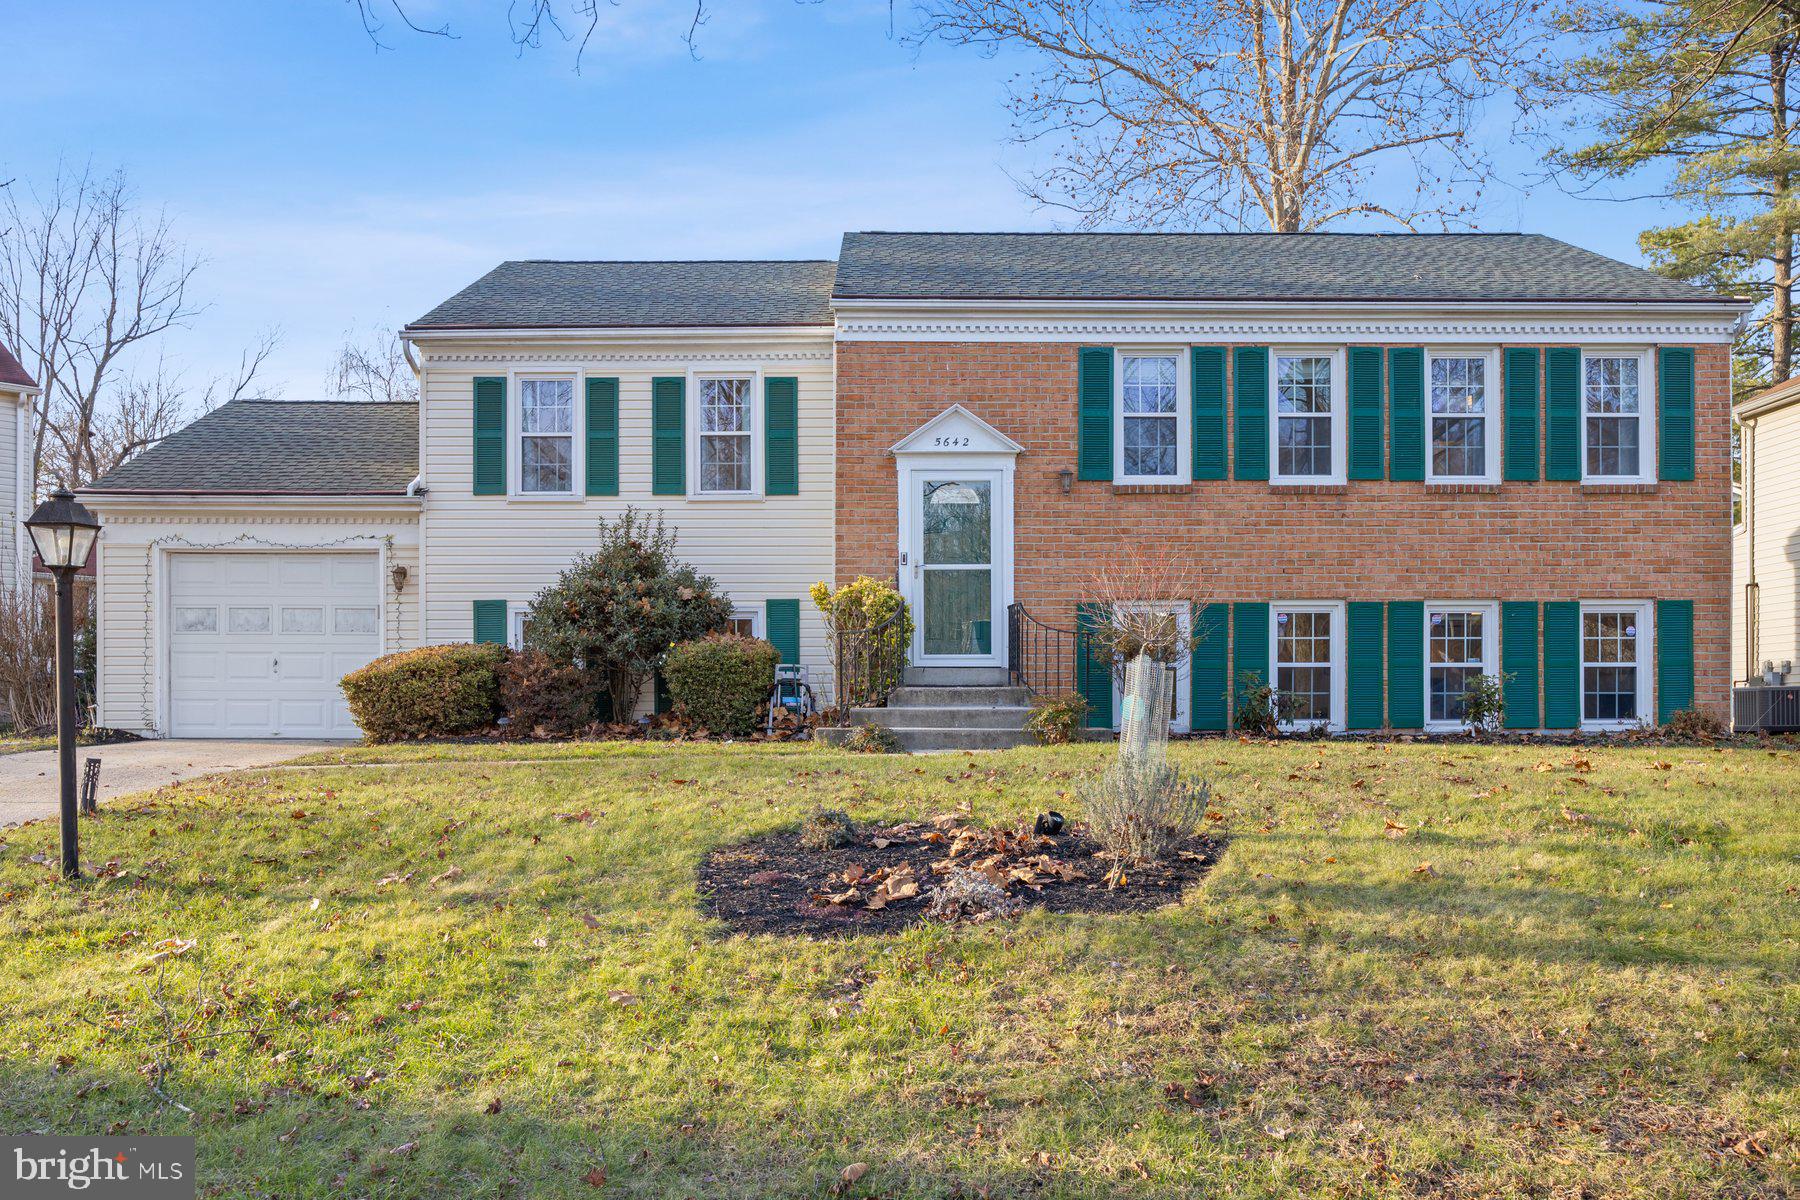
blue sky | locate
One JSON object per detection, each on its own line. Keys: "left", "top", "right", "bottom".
{"left": 4, "top": 0, "right": 1671, "bottom": 397}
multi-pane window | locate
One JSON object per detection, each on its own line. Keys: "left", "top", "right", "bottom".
{"left": 1583, "top": 606, "right": 1647, "bottom": 724}
{"left": 1428, "top": 608, "right": 1489, "bottom": 726}
{"left": 1584, "top": 355, "right": 1645, "bottom": 479}
{"left": 698, "top": 377, "right": 754, "bottom": 493}
{"left": 519, "top": 379, "right": 575, "bottom": 494}
{"left": 1276, "top": 354, "right": 1334, "bottom": 479}
{"left": 726, "top": 604, "right": 765, "bottom": 640}
{"left": 1274, "top": 607, "right": 1334, "bottom": 727}
{"left": 1429, "top": 354, "right": 1491, "bottom": 479}
{"left": 1120, "top": 354, "right": 1180, "bottom": 479}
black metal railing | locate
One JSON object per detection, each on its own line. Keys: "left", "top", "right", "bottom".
{"left": 1007, "top": 602, "right": 1094, "bottom": 698}
{"left": 825, "top": 600, "right": 910, "bottom": 721}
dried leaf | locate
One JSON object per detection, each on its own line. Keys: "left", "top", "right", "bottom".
{"left": 583, "top": 1165, "right": 608, "bottom": 1187}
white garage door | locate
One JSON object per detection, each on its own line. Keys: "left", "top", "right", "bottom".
{"left": 167, "top": 552, "right": 381, "bottom": 738}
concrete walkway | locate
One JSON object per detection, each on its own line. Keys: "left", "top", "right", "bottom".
{"left": 0, "top": 739, "right": 346, "bottom": 827}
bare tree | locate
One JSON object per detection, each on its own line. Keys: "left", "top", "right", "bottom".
{"left": 1082, "top": 546, "right": 1217, "bottom": 663}
{"left": 346, "top": 0, "right": 713, "bottom": 65}
{"left": 0, "top": 167, "right": 276, "bottom": 490}
{"left": 915, "top": 0, "right": 1546, "bottom": 231}
{"left": 326, "top": 326, "right": 418, "bottom": 403}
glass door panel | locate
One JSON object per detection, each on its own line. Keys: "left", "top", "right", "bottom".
{"left": 920, "top": 479, "right": 993, "bottom": 657}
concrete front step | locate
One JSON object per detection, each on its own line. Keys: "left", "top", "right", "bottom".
{"left": 889, "top": 685, "right": 1030, "bottom": 707}
{"left": 851, "top": 704, "right": 1031, "bottom": 730}
{"left": 903, "top": 666, "right": 1012, "bottom": 687}
{"left": 892, "top": 727, "right": 1033, "bottom": 752}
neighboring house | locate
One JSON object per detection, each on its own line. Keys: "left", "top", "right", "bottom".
{"left": 1733, "top": 376, "right": 1800, "bottom": 688}
{"left": 0, "top": 344, "right": 38, "bottom": 594}
{"left": 77, "top": 233, "right": 1743, "bottom": 740}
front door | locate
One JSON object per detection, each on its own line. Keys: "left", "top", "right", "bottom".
{"left": 910, "top": 472, "right": 1005, "bottom": 665}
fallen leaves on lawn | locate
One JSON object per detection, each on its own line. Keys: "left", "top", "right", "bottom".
{"left": 606, "top": 990, "right": 638, "bottom": 1007}
{"left": 582, "top": 1166, "right": 607, "bottom": 1187}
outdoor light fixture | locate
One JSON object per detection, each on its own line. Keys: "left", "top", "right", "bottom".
{"left": 24, "top": 488, "right": 101, "bottom": 880}
{"left": 391, "top": 564, "right": 410, "bottom": 593}
{"left": 1058, "top": 468, "right": 1074, "bottom": 494}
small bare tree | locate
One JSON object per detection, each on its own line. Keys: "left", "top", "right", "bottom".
{"left": 1082, "top": 545, "right": 1216, "bottom": 664}
{"left": 326, "top": 326, "right": 418, "bottom": 403}
{"left": 916, "top": 0, "right": 1546, "bottom": 230}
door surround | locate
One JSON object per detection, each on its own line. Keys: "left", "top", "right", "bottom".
{"left": 891, "top": 406, "right": 1022, "bottom": 668}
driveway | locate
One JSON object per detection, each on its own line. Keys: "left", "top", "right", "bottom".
{"left": 0, "top": 739, "right": 346, "bottom": 827}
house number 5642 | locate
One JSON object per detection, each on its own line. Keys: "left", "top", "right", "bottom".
{"left": 933, "top": 436, "right": 970, "bottom": 447}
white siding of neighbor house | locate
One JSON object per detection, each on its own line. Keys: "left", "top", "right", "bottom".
{"left": 0, "top": 389, "right": 24, "bottom": 593}
{"left": 84, "top": 503, "right": 421, "bottom": 737}
{"left": 413, "top": 331, "right": 836, "bottom": 711}
{"left": 1736, "top": 400, "right": 1800, "bottom": 682}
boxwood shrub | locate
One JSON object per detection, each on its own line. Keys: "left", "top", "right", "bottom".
{"left": 339, "top": 643, "right": 505, "bottom": 742}
{"left": 663, "top": 633, "right": 780, "bottom": 736}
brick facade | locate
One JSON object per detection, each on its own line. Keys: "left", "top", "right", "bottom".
{"left": 836, "top": 340, "right": 1733, "bottom": 721}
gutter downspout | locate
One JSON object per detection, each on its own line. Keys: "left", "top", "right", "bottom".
{"left": 1745, "top": 416, "right": 1759, "bottom": 681}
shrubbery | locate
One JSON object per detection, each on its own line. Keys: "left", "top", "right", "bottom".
{"left": 523, "top": 508, "right": 733, "bottom": 720}
{"left": 663, "top": 633, "right": 780, "bottom": 736}
{"left": 340, "top": 643, "right": 504, "bottom": 741}
{"left": 1025, "top": 690, "right": 1088, "bottom": 745}
{"left": 497, "top": 649, "right": 595, "bottom": 738}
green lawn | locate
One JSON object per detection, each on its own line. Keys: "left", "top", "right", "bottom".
{"left": 0, "top": 733, "right": 54, "bottom": 755}
{"left": 0, "top": 739, "right": 1794, "bottom": 1198}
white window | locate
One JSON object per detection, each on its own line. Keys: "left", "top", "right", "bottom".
{"left": 1581, "top": 601, "right": 1653, "bottom": 728}
{"left": 510, "top": 607, "right": 528, "bottom": 651}
{"left": 1271, "top": 603, "right": 1345, "bottom": 731}
{"left": 1272, "top": 351, "right": 1344, "bottom": 483}
{"left": 1427, "top": 351, "right": 1499, "bottom": 482}
{"left": 518, "top": 377, "right": 576, "bottom": 495}
{"left": 1114, "top": 352, "right": 1186, "bottom": 482}
{"left": 727, "top": 603, "right": 766, "bottom": 640}
{"left": 1582, "top": 351, "right": 1656, "bottom": 482}
{"left": 1425, "top": 603, "right": 1498, "bottom": 729}
{"left": 696, "top": 376, "right": 755, "bottom": 494}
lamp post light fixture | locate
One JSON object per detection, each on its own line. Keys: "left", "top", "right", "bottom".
{"left": 24, "top": 488, "right": 101, "bottom": 880}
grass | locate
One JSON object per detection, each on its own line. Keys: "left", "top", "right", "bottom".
{"left": 0, "top": 739, "right": 1794, "bottom": 1198}
{"left": 0, "top": 733, "right": 54, "bottom": 755}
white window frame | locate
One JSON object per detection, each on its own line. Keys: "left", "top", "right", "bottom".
{"left": 1270, "top": 348, "right": 1347, "bottom": 485}
{"left": 510, "top": 371, "right": 582, "bottom": 499}
{"left": 1425, "top": 348, "right": 1502, "bottom": 484}
{"left": 1579, "top": 599, "right": 1654, "bottom": 732}
{"left": 1269, "top": 601, "right": 1347, "bottom": 732}
{"left": 509, "top": 603, "right": 529, "bottom": 651}
{"left": 727, "top": 602, "right": 767, "bottom": 640}
{"left": 1112, "top": 348, "right": 1190, "bottom": 484}
{"left": 1423, "top": 601, "right": 1499, "bottom": 732}
{"left": 688, "top": 368, "right": 763, "bottom": 498}
{"left": 1580, "top": 348, "right": 1657, "bottom": 485}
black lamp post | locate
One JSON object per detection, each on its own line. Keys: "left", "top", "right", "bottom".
{"left": 24, "top": 488, "right": 100, "bottom": 880}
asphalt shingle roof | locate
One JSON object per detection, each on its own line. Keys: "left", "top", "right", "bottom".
{"left": 0, "top": 344, "right": 36, "bottom": 389}
{"left": 408, "top": 260, "right": 837, "bottom": 330}
{"left": 832, "top": 232, "right": 1736, "bottom": 305}
{"left": 82, "top": 401, "right": 419, "bottom": 496}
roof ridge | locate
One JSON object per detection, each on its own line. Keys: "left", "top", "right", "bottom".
{"left": 846, "top": 230, "right": 1539, "bottom": 238}
{"left": 232, "top": 399, "right": 419, "bottom": 407}
{"left": 507, "top": 258, "right": 837, "bottom": 265}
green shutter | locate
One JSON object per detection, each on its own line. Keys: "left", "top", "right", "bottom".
{"left": 1386, "top": 601, "right": 1424, "bottom": 728}
{"left": 1233, "top": 347, "right": 1269, "bottom": 481}
{"left": 584, "top": 377, "right": 619, "bottom": 496}
{"left": 1545, "top": 348, "right": 1581, "bottom": 481}
{"left": 1387, "top": 348, "right": 1424, "bottom": 481}
{"left": 764, "top": 376, "right": 800, "bottom": 496}
{"left": 1658, "top": 348, "right": 1695, "bottom": 482}
{"left": 1656, "top": 599, "right": 1695, "bottom": 722}
{"left": 1191, "top": 347, "right": 1227, "bottom": 481}
{"left": 1501, "top": 601, "right": 1540, "bottom": 729}
{"left": 1076, "top": 602, "right": 1114, "bottom": 729}
{"left": 1503, "top": 349, "right": 1540, "bottom": 482}
{"left": 1542, "top": 601, "right": 1581, "bottom": 728}
{"left": 1190, "top": 602, "right": 1230, "bottom": 731}
{"left": 766, "top": 598, "right": 801, "bottom": 663}
{"left": 1347, "top": 601, "right": 1385, "bottom": 729}
{"left": 472, "top": 599, "right": 507, "bottom": 645}
{"left": 651, "top": 376, "right": 685, "bottom": 496}
{"left": 1077, "top": 348, "right": 1113, "bottom": 481}
{"left": 473, "top": 376, "right": 506, "bottom": 496}
{"left": 1231, "top": 602, "right": 1269, "bottom": 722}
{"left": 1348, "top": 347, "right": 1384, "bottom": 481}
{"left": 653, "top": 672, "right": 671, "bottom": 715}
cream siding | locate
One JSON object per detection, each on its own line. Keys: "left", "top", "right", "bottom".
{"left": 84, "top": 503, "right": 421, "bottom": 737}
{"left": 413, "top": 331, "right": 835, "bottom": 710}
{"left": 0, "top": 389, "right": 24, "bottom": 592}
{"left": 1735, "top": 400, "right": 1800, "bottom": 682}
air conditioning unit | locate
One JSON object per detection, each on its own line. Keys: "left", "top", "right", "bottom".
{"left": 1733, "top": 685, "right": 1800, "bottom": 733}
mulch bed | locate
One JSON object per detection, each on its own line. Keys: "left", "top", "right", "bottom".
{"left": 697, "top": 813, "right": 1226, "bottom": 938}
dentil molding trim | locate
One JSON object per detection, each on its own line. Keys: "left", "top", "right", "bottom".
{"left": 834, "top": 318, "right": 1739, "bottom": 345}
